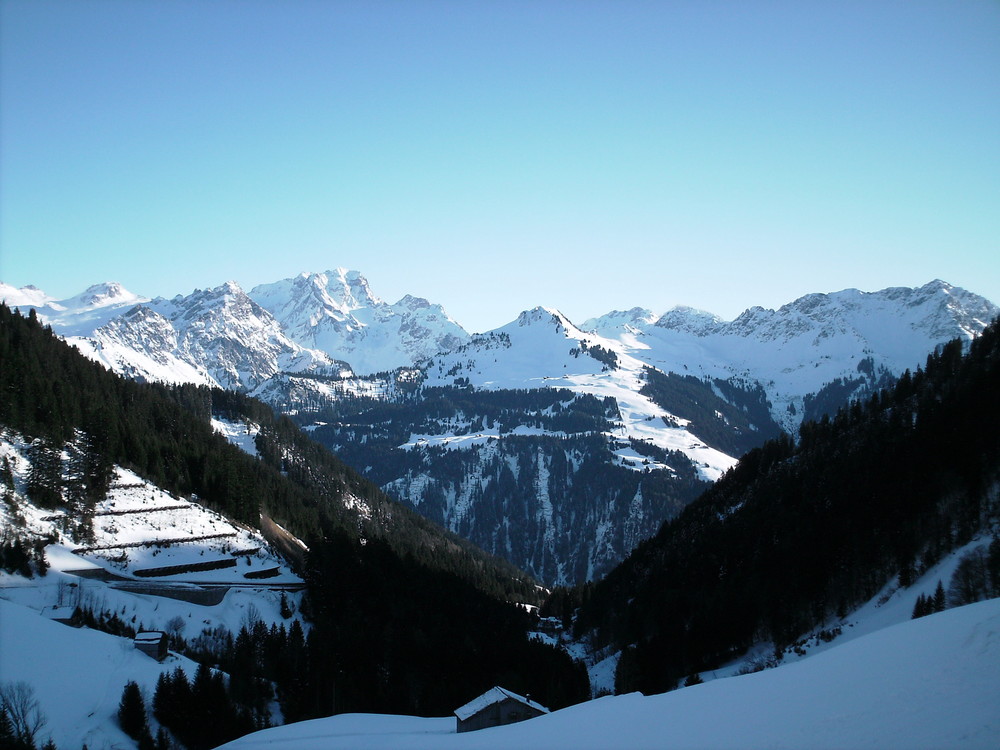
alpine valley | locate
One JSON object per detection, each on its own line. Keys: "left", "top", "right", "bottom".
{"left": 1, "top": 272, "right": 996, "bottom": 585}
{"left": 2, "top": 275, "right": 1000, "bottom": 750}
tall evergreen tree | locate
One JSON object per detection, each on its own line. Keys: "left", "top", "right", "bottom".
{"left": 25, "top": 438, "right": 61, "bottom": 509}
{"left": 933, "top": 580, "right": 946, "bottom": 613}
{"left": 117, "top": 680, "right": 148, "bottom": 740}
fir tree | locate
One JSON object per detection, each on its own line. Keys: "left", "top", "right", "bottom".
{"left": 933, "top": 580, "right": 946, "bottom": 613}
{"left": 26, "top": 438, "right": 62, "bottom": 509}
{"left": 118, "top": 680, "right": 147, "bottom": 740}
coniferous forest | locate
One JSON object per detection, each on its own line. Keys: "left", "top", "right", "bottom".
{"left": 0, "top": 304, "right": 589, "bottom": 740}
{"left": 572, "top": 318, "right": 1000, "bottom": 694}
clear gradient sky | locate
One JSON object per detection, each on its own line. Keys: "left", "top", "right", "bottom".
{"left": 1, "top": 0, "right": 998, "bottom": 333}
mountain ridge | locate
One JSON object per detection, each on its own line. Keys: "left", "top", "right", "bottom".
{"left": 3, "top": 276, "right": 994, "bottom": 404}
{"left": 249, "top": 269, "right": 470, "bottom": 375}
{"left": 3, "top": 275, "right": 996, "bottom": 584}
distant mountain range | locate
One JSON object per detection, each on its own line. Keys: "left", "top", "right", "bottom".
{"left": 3, "top": 274, "right": 992, "bottom": 427}
{"left": 3, "top": 273, "right": 996, "bottom": 583}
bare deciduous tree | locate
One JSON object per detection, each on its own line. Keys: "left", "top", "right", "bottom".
{"left": 0, "top": 681, "right": 46, "bottom": 746}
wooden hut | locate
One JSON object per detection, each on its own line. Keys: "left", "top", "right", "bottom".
{"left": 454, "top": 686, "right": 549, "bottom": 733}
{"left": 134, "top": 631, "right": 168, "bottom": 661}
{"left": 42, "top": 605, "right": 76, "bottom": 625}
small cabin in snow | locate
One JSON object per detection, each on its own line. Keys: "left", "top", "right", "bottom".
{"left": 134, "top": 631, "right": 168, "bottom": 661}
{"left": 454, "top": 686, "right": 549, "bottom": 733}
{"left": 42, "top": 605, "right": 76, "bottom": 625}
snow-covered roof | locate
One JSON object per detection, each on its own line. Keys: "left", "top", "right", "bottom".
{"left": 42, "top": 606, "right": 75, "bottom": 621}
{"left": 454, "top": 686, "right": 549, "bottom": 721}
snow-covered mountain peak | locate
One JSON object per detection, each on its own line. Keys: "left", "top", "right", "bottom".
{"left": 250, "top": 269, "right": 381, "bottom": 323}
{"left": 338, "top": 268, "right": 380, "bottom": 305}
{"left": 298, "top": 268, "right": 383, "bottom": 313}
{"left": 3, "top": 280, "right": 151, "bottom": 336}
{"left": 317, "top": 268, "right": 382, "bottom": 310}
{"left": 425, "top": 305, "right": 627, "bottom": 389}
{"left": 588, "top": 280, "right": 999, "bottom": 433}
{"left": 396, "top": 294, "right": 431, "bottom": 311}
{"left": 62, "top": 281, "right": 143, "bottom": 311}
{"left": 913, "top": 279, "right": 998, "bottom": 338}
{"left": 3, "top": 280, "right": 147, "bottom": 317}
{"left": 249, "top": 270, "right": 469, "bottom": 374}
{"left": 654, "top": 305, "right": 724, "bottom": 335}
{"left": 513, "top": 306, "right": 581, "bottom": 336}
{"left": 582, "top": 307, "right": 657, "bottom": 337}
{"left": 711, "top": 282, "right": 998, "bottom": 348}
{"left": 219, "top": 279, "right": 245, "bottom": 298}
{"left": 55, "top": 280, "right": 338, "bottom": 391}
{"left": 160, "top": 281, "right": 266, "bottom": 328}
{"left": 0, "top": 281, "right": 58, "bottom": 309}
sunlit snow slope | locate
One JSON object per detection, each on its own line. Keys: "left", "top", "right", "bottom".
{"left": 219, "top": 597, "right": 1000, "bottom": 750}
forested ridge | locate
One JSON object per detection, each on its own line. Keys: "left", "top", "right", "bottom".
{"left": 0, "top": 303, "right": 589, "bottom": 735}
{"left": 297, "top": 383, "right": 709, "bottom": 584}
{"left": 0, "top": 303, "right": 536, "bottom": 600}
{"left": 573, "top": 318, "right": 1000, "bottom": 694}
{"left": 639, "top": 367, "right": 784, "bottom": 456}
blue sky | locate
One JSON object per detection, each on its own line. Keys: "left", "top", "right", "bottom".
{"left": 1, "top": 0, "right": 998, "bottom": 333}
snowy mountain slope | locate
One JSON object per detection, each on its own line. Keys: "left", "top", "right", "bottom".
{"left": 602, "top": 534, "right": 997, "bottom": 694}
{"left": 381, "top": 428, "right": 704, "bottom": 584}
{"left": 328, "top": 306, "right": 744, "bottom": 583}
{"left": 5, "top": 276, "right": 991, "bottom": 428}
{"left": 419, "top": 281, "right": 997, "bottom": 476}
{"left": 0, "top": 280, "right": 150, "bottom": 336}
{"left": 5, "top": 275, "right": 996, "bottom": 586}
{"left": 422, "top": 306, "right": 739, "bottom": 481}
{"left": 0, "top": 596, "right": 205, "bottom": 750}
{"left": 0, "top": 281, "right": 56, "bottom": 309}
{"left": 587, "top": 280, "right": 998, "bottom": 431}
{"left": 249, "top": 269, "right": 470, "bottom": 374}
{"left": 1, "top": 271, "right": 468, "bottom": 386}
{"left": 2, "top": 280, "right": 342, "bottom": 389}
{"left": 303, "top": 283, "right": 996, "bottom": 585}
{"left": 217, "top": 596, "right": 1000, "bottom": 750}
{"left": 539, "top": 528, "right": 998, "bottom": 697}
{"left": 0, "top": 433, "right": 301, "bottom": 585}
{"left": 0, "top": 554, "right": 303, "bottom": 749}
{"left": 139, "top": 282, "right": 342, "bottom": 390}
{"left": 0, "top": 431, "right": 306, "bottom": 750}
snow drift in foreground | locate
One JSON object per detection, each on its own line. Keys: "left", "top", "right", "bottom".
{"left": 220, "top": 597, "right": 1000, "bottom": 750}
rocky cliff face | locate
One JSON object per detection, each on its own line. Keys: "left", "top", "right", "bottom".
{"left": 3, "top": 280, "right": 340, "bottom": 390}
{"left": 249, "top": 269, "right": 470, "bottom": 374}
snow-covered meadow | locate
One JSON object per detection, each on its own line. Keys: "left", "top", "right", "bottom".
{"left": 218, "top": 596, "right": 1000, "bottom": 750}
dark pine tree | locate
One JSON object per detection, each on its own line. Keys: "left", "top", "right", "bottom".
{"left": 117, "top": 680, "right": 148, "bottom": 740}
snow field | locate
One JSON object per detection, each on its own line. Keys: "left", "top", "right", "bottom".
{"left": 0, "top": 594, "right": 210, "bottom": 750}
{"left": 218, "top": 597, "right": 1000, "bottom": 750}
